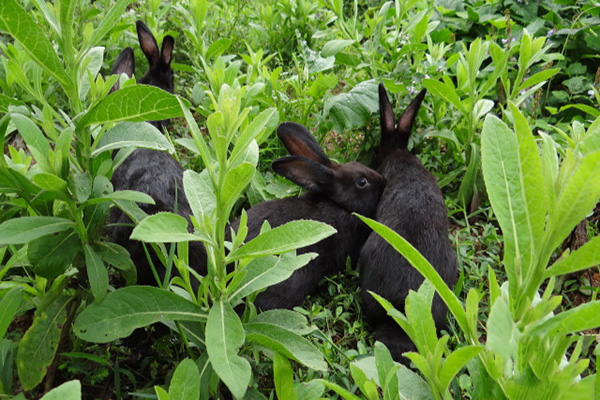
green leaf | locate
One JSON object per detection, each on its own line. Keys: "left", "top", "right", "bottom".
{"left": 307, "top": 74, "right": 338, "bottom": 100}
{"left": 404, "top": 281, "right": 438, "bottom": 352}
{"left": 486, "top": 296, "right": 518, "bottom": 368}
{"left": 481, "top": 109, "right": 545, "bottom": 301}
{"left": 439, "top": 345, "right": 484, "bottom": 393}
{"left": 315, "top": 380, "right": 362, "bottom": 400}
{"left": 205, "top": 300, "right": 251, "bottom": 400}
{"left": 79, "top": 86, "right": 189, "bottom": 127}
{"left": 373, "top": 342, "right": 398, "bottom": 397}
{"left": 545, "top": 236, "right": 600, "bottom": 277}
{"left": 0, "top": 288, "right": 22, "bottom": 340}
{"left": 169, "top": 359, "right": 200, "bottom": 400}
{"left": 274, "top": 352, "right": 297, "bottom": 400}
{"left": 0, "top": 217, "right": 74, "bottom": 246}
{"left": 227, "top": 220, "right": 336, "bottom": 262}
{"left": 531, "top": 301, "right": 600, "bottom": 336}
{"left": 230, "top": 108, "right": 278, "bottom": 164}
{"left": 349, "top": 363, "right": 379, "bottom": 400}
{"left": 422, "top": 78, "right": 465, "bottom": 114}
{"left": 245, "top": 322, "right": 327, "bottom": 371}
{"left": 92, "top": 122, "right": 175, "bottom": 156}
{"left": 84, "top": 244, "right": 108, "bottom": 303}
{"left": 59, "top": 0, "right": 76, "bottom": 58}
{"left": 205, "top": 38, "right": 232, "bottom": 60}
{"left": 183, "top": 169, "right": 216, "bottom": 222}
{"left": 0, "top": 93, "right": 24, "bottom": 113}
{"left": 229, "top": 253, "right": 316, "bottom": 303}
{"left": 519, "top": 68, "right": 560, "bottom": 92}
{"left": 356, "top": 215, "right": 469, "bottom": 335}
{"left": 323, "top": 80, "right": 380, "bottom": 131}
{"left": 131, "top": 213, "right": 198, "bottom": 243}
{"left": 88, "top": 0, "right": 132, "bottom": 49}
{"left": 155, "top": 386, "right": 170, "bottom": 400}
{"left": 222, "top": 162, "right": 255, "bottom": 212}
{"left": 249, "top": 310, "right": 314, "bottom": 336}
{"left": 73, "top": 286, "right": 206, "bottom": 342}
{"left": 28, "top": 229, "right": 80, "bottom": 279}
{"left": 0, "top": 0, "right": 71, "bottom": 88}
{"left": 11, "top": 114, "right": 51, "bottom": 173}
{"left": 544, "top": 151, "right": 600, "bottom": 260}
{"left": 85, "top": 190, "right": 155, "bottom": 206}
{"left": 69, "top": 172, "right": 92, "bottom": 203}
{"left": 17, "top": 295, "right": 70, "bottom": 391}
{"left": 32, "top": 173, "right": 68, "bottom": 194}
{"left": 322, "top": 39, "right": 355, "bottom": 57}
{"left": 39, "top": 380, "right": 81, "bottom": 400}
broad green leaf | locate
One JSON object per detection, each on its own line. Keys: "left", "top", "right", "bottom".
{"left": 0, "top": 93, "right": 24, "bottom": 113}
{"left": 349, "top": 364, "right": 378, "bottom": 400}
{"left": 84, "top": 190, "right": 155, "bottom": 206}
{"left": 531, "top": 301, "right": 600, "bottom": 336}
{"left": 519, "top": 68, "right": 560, "bottom": 92}
{"left": 222, "top": 162, "right": 255, "bottom": 212}
{"left": 486, "top": 296, "right": 518, "bottom": 372}
{"left": 59, "top": 0, "right": 76, "bottom": 61}
{"left": 227, "top": 220, "right": 336, "bottom": 262}
{"left": 315, "top": 380, "right": 362, "bottom": 400}
{"left": 28, "top": 229, "right": 80, "bottom": 279}
{"left": 69, "top": 171, "right": 92, "bottom": 203}
{"left": 274, "top": 352, "right": 297, "bottom": 400}
{"left": 92, "top": 122, "right": 175, "bottom": 156}
{"left": 183, "top": 169, "right": 216, "bottom": 223}
{"left": 32, "top": 173, "right": 68, "bottom": 194}
{"left": 84, "top": 244, "right": 108, "bottom": 302}
{"left": 373, "top": 342, "right": 398, "bottom": 397}
{"left": 356, "top": 215, "right": 469, "bottom": 335}
{"left": 155, "top": 386, "right": 170, "bottom": 400}
{"left": 323, "top": 80, "right": 379, "bottom": 131}
{"left": 169, "top": 359, "right": 200, "bottom": 400}
{"left": 249, "top": 309, "right": 314, "bottom": 336}
{"left": 80, "top": 86, "right": 189, "bottom": 127}
{"left": 229, "top": 253, "right": 316, "bottom": 303}
{"left": 17, "top": 295, "right": 70, "bottom": 390}
{"left": 73, "top": 286, "right": 207, "bottom": 342}
{"left": 230, "top": 108, "right": 278, "bottom": 163}
{"left": 245, "top": 323, "right": 327, "bottom": 371}
{"left": 39, "top": 380, "right": 81, "bottom": 400}
{"left": 481, "top": 110, "right": 544, "bottom": 300}
{"left": 422, "top": 79, "right": 465, "bottom": 114}
{"left": 0, "top": 217, "right": 74, "bottom": 246}
{"left": 396, "top": 363, "right": 435, "bottom": 400}
{"left": 131, "top": 213, "right": 198, "bottom": 243}
{"left": 11, "top": 114, "right": 51, "bottom": 173}
{"left": 545, "top": 236, "right": 600, "bottom": 277}
{"left": 0, "top": 288, "right": 22, "bottom": 340}
{"left": 205, "top": 38, "right": 232, "bottom": 60}
{"left": 307, "top": 74, "right": 338, "bottom": 100}
{"left": 544, "top": 151, "right": 600, "bottom": 260}
{"left": 439, "top": 345, "right": 484, "bottom": 393}
{"left": 322, "top": 39, "right": 355, "bottom": 57}
{"left": 88, "top": 0, "right": 131, "bottom": 49}
{"left": 0, "top": 0, "right": 71, "bottom": 88}
{"left": 404, "top": 282, "right": 437, "bottom": 352}
{"left": 205, "top": 300, "right": 250, "bottom": 399}
{"left": 296, "top": 381, "right": 325, "bottom": 400}
{"left": 560, "top": 104, "right": 600, "bottom": 119}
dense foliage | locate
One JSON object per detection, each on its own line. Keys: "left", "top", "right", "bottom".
{"left": 1, "top": 0, "right": 600, "bottom": 399}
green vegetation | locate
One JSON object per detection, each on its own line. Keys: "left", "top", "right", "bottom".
{"left": 1, "top": 0, "right": 600, "bottom": 398}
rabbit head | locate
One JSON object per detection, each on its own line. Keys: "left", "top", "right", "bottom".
{"left": 273, "top": 122, "right": 386, "bottom": 218}
{"left": 374, "top": 83, "right": 426, "bottom": 167}
{"left": 136, "top": 20, "right": 175, "bottom": 93}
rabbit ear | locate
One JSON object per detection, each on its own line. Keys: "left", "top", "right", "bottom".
{"left": 110, "top": 47, "right": 135, "bottom": 92}
{"left": 136, "top": 20, "right": 160, "bottom": 66}
{"left": 379, "top": 83, "right": 395, "bottom": 137}
{"left": 277, "top": 122, "right": 331, "bottom": 166}
{"left": 161, "top": 35, "right": 175, "bottom": 66}
{"left": 396, "top": 89, "right": 426, "bottom": 135}
{"left": 272, "top": 156, "right": 333, "bottom": 193}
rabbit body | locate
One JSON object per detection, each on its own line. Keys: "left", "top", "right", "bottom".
{"left": 359, "top": 85, "right": 457, "bottom": 363}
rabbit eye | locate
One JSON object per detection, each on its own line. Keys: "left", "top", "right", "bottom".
{"left": 356, "top": 177, "right": 369, "bottom": 189}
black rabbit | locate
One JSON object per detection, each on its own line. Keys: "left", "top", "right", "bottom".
{"left": 358, "top": 84, "right": 457, "bottom": 363}
{"left": 231, "top": 122, "right": 386, "bottom": 310}
{"left": 109, "top": 21, "right": 206, "bottom": 287}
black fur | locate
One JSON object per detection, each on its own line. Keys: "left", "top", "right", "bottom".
{"left": 109, "top": 22, "right": 206, "bottom": 287}
{"left": 232, "top": 122, "right": 386, "bottom": 310}
{"left": 359, "top": 84, "right": 457, "bottom": 363}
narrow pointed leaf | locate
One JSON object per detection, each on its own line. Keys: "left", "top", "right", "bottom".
{"left": 84, "top": 244, "right": 108, "bottom": 302}
{"left": 0, "top": 217, "right": 74, "bottom": 245}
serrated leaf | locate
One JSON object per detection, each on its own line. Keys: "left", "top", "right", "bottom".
{"left": 205, "top": 300, "right": 250, "bottom": 399}
{"left": 28, "top": 229, "right": 80, "bottom": 279}
{"left": 227, "top": 220, "right": 336, "bottom": 262}
{"left": 92, "top": 122, "right": 174, "bottom": 156}
{"left": 323, "top": 80, "right": 379, "bottom": 131}
{"left": 245, "top": 322, "right": 327, "bottom": 371}
{"left": 0, "top": 217, "right": 74, "bottom": 246}
{"left": 0, "top": 0, "right": 71, "bottom": 88}
{"left": 17, "top": 296, "right": 70, "bottom": 390}
{"left": 169, "top": 359, "right": 200, "bottom": 400}
{"left": 73, "top": 286, "right": 206, "bottom": 342}
{"left": 80, "top": 86, "right": 189, "bottom": 127}
{"left": 131, "top": 212, "right": 198, "bottom": 243}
